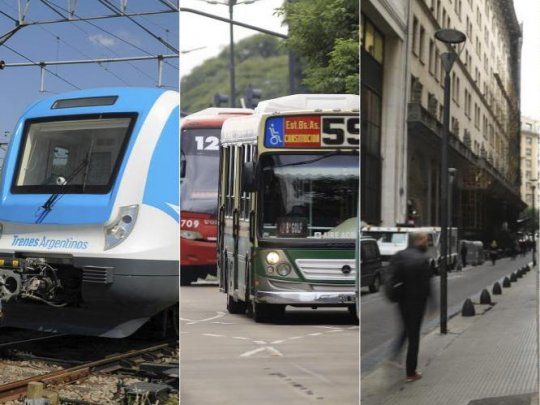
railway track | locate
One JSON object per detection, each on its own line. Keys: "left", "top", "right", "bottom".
{"left": 0, "top": 341, "right": 177, "bottom": 403}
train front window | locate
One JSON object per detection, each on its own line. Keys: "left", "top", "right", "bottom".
{"left": 13, "top": 116, "right": 134, "bottom": 194}
{"left": 181, "top": 128, "right": 221, "bottom": 215}
{"left": 260, "top": 153, "right": 359, "bottom": 240}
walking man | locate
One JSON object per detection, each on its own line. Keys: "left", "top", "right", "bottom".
{"left": 460, "top": 242, "right": 468, "bottom": 268}
{"left": 490, "top": 240, "right": 498, "bottom": 265}
{"left": 387, "top": 232, "right": 432, "bottom": 382}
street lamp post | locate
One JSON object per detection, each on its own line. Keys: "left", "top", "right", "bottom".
{"left": 204, "top": 0, "right": 256, "bottom": 107}
{"left": 435, "top": 29, "right": 466, "bottom": 335}
{"left": 228, "top": 0, "right": 236, "bottom": 107}
{"left": 532, "top": 181, "right": 537, "bottom": 266}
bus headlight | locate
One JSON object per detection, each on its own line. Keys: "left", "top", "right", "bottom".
{"left": 266, "top": 251, "right": 280, "bottom": 265}
{"left": 277, "top": 263, "right": 291, "bottom": 276}
{"left": 180, "top": 230, "right": 203, "bottom": 240}
{"left": 105, "top": 205, "right": 139, "bottom": 250}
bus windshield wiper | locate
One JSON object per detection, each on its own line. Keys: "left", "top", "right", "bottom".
{"left": 40, "top": 158, "right": 90, "bottom": 213}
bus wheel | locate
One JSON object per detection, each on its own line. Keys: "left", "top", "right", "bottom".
{"left": 348, "top": 305, "right": 359, "bottom": 323}
{"left": 252, "top": 302, "right": 284, "bottom": 323}
{"left": 180, "top": 269, "right": 195, "bottom": 286}
{"left": 227, "top": 294, "right": 246, "bottom": 314}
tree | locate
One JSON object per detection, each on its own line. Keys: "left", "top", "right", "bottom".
{"left": 180, "top": 35, "right": 291, "bottom": 114}
{"left": 278, "top": 0, "right": 359, "bottom": 94}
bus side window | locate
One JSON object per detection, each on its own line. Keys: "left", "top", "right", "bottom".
{"left": 240, "top": 144, "right": 247, "bottom": 219}
{"left": 225, "top": 146, "right": 234, "bottom": 216}
{"left": 218, "top": 146, "right": 226, "bottom": 209}
{"left": 229, "top": 146, "right": 238, "bottom": 215}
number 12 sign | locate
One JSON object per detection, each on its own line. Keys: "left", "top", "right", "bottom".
{"left": 264, "top": 115, "right": 359, "bottom": 148}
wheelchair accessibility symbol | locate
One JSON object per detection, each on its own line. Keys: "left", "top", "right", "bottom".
{"left": 268, "top": 123, "right": 283, "bottom": 146}
{"left": 265, "top": 118, "right": 285, "bottom": 147}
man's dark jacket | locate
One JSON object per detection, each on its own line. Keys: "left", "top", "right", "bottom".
{"left": 389, "top": 247, "right": 431, "bottom": 302}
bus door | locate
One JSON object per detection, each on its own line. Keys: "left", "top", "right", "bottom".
{"left": 238, "top": 144, "right": 255, "bottom": 301}
{"left": 232, "top": 146, "right": 240, "bottom": 293}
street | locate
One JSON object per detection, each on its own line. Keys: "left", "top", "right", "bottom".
{"left": 181, "top": 283, "right": 359, "bottom": 404}
{"left": 361, "top": 255, "right": 533, "bottom": 374}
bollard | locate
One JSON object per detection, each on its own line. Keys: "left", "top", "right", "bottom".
{"left": 503, "top": 277, "right": 511, "bottom": 287}
{"left": 510, "top": 272, "right": 517, "bottom": 282}
{"left": 492, "top": 281, "right": 502, "bottom": 295}
{"left": 461, "top": 298, "right": 476, "bottom": 317}
{"left": 516, "top": 269, "right": 523, "bottom": 278}
{"left": 479, "top": 289, "right": 492, "bottom": 304}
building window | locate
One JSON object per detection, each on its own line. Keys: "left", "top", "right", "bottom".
{"left": 419, "top": 26, "right": 426, "bottom": 63}
{"left": 464, "top": 89, "right": 471, "bottom": 118}
{"left": 527, "top": 136, "right": 532, "bottom": 145}
{"left": 435, "top": 48, "right": 441, "bottom": 82}
{"left": 428, "top": 40, "right": 435, "bottom": 75}
{"left": 362, "top": 15, "right": 385, "bottom": 63}
{"left": 474, "top": 103, "right": 480, "bottom": 129}
{"left": 526, "top": 148, "right": 532, "bottom": 156}
{"left": 412, "top": 17, "right": 419, "bottom": 56}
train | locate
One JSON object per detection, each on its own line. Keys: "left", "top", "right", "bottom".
{"left": 0, "top": 87, "right": 179, "bottom": 338}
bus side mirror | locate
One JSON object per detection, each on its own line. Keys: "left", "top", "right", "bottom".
{"left": 242, "top": 161, "right": 258, "bottom": 192}
{"left": 180, "top": 151, "right": 186, "bottom": 178}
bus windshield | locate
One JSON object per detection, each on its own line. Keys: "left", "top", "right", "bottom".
{"left": 181, "top": 127, "right": 221, "bottom": 215}
{"left": 260, "top": 153, "right": 359, "bottom": 240}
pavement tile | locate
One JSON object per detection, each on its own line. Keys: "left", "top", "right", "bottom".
{"left": 362, "top": 266, "right": 539, "bottom": 405}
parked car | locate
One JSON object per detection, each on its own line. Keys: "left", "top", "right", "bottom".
{"left": 359, "top": 237, "right": 384, "bottom": 293}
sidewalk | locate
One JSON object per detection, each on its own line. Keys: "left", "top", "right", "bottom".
{"left": 362, "top": 264, "right": 539, "bottom": 405}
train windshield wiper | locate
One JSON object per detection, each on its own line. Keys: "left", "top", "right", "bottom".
{"left": 40, "top": 158, "right": 89, "bottom": 212}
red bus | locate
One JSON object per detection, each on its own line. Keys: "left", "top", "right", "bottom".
{"left": 180, "top": 108, "right": 253, "bottom": 285}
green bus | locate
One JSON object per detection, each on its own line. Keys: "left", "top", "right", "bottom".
{"left": 217, "top": 94, "right": 359, "bottom": 322}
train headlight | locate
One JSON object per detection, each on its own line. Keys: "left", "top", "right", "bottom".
{"left": 104, "top": 205, "right": 139, "bottom": 250}
{"left": 266, "top": 251, "right": 280, "bottom": 265}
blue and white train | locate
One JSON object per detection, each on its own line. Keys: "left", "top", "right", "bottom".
{"left": 0, "top": 87, "right": 179, "bottom": 338}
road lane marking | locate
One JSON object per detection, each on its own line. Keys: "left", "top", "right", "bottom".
{"left": 292, "top": 363, "right": 333, "bottom": 384}
{"left": 203, "top": 333, "right": 225, "bottom": 338}
{"left": 240, "top": 346, "right": 284, "bottom": 358}
{"left": 181, "top": 311, "right": 226, "bottom": 325}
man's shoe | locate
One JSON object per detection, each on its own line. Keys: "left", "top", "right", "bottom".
{"left": 406, "top": 371, "right": 422, "bottom": 382}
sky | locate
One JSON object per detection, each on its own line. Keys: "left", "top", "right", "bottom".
{"left": 514, "top": 0, "right": 540, "bottom": 121}
{"left": 0, "top": 0, "right": 178, "bottom": 139}
{"left": 180, "top": 0, "right": 287, "bottom": 78}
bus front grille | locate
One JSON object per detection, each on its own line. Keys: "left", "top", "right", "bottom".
{"left": 294, "top": 259, "right": 356, "bottom": 281}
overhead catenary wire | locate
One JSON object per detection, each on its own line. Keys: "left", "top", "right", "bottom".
{"left": 96, "top": 0, "right": 178, "bottom": 53}
{"left": 2, "top": 43, "right": 81, "bottom": 89}
{"left": 40, "top": 0, "right": 178, "bottom": 77}
{"left": 38, "top": 24, "right": 131, "bottom": 86}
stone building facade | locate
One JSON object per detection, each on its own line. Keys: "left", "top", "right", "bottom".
{"left": 361, "top": 0, "right": 524, "bottom": 243}
{"left": 520, "top": 116, "right": 540, "bottom": 207}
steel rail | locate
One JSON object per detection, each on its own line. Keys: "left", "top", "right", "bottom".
{"left": 0, "top": 341, "right": 175, "bottom": 402}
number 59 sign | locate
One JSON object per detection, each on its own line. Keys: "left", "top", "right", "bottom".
{"left": 264, "top": 115, "right": 359, "bottom": 148}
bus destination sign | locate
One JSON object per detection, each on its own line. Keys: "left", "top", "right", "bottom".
{"left": 265, "top": 115, "right": 359, "bottom": 148}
